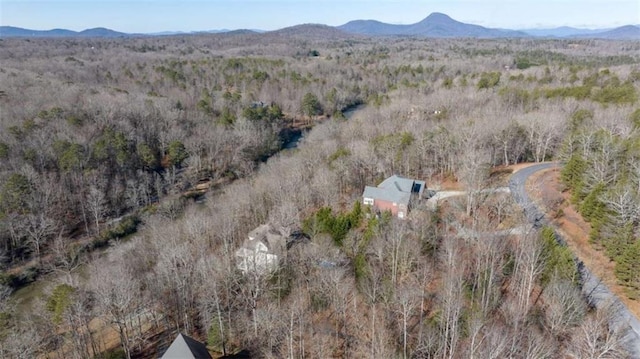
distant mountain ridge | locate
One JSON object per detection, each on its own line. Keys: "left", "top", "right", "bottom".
{"left": 572, "top": 25, "right": 640, "bottom": 40}
{"left": 0, "top": 26, "right": 128, "bottom": 38}
{"left": 268, "top": 24, "right": 355, "bottom": 40}
{"left": 522, "top": 26, "right": 613, "bottom": 37}
{"left": 2, "top": 13, "right": 638, "bottom": 40}
{"left": 337, "top": 13, "right": 639, "bottom": 39}
{"left": 338, "top": 12, "right": 528, "bottom": 38}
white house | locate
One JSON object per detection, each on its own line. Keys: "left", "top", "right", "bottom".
{"left": 235, "top": 224, "right": 287, "bottom": 274}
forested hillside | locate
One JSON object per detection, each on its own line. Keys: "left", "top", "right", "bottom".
{"left": 561, "top": 106, "right": 640, "bottom": 297}
{"left": 0, "top": 33, "right": 639, "bottom": 358}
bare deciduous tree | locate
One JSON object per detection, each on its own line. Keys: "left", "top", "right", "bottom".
{"left": 85, "top": 184, "right": 107, "bottom": 235}
{"left": 22, "top": 212, "right": 58, "bottom": 262}
{"left": 89, "top": 258, "right": 139, "bottom": 359}
{"left": 541, "top": 277, "right": 586, "bottom": 338}
{"left": 566, "top": 301, "right": 631, "bottom": 359}
{"left": 393, "top": 282, "right": 419, "bottom": 359}
{"left": 439, "top": 234, "right": 465, "bottom": 359}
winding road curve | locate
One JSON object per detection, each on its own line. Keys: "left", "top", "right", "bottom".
{"left": 509, "top": 162, "right": 640, "bottom": 356}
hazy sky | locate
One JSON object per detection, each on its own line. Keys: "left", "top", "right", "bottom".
{"left": 2, "top": 0, "right": 639, "bottom": 33}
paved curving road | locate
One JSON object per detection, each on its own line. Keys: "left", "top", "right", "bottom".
{"left": 509, "top": 162, "right": 640, "bottom": 357}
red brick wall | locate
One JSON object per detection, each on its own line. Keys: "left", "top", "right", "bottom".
{"left": 374, "top": 199, "right": 398, "bottom": 217}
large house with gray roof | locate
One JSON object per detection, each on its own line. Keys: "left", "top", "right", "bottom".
{"left": 362, "top": 175, "right": 426, "bottom": 219}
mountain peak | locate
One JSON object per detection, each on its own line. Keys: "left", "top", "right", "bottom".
{"left": 339, "top": 12, "right": 527, "bottom": 38}
{"left": 425, "top": 12, "right": 452, "bottom": 21}
{"left": 418, "top": 12, "right": 457, "bottom": 25}
{"left": 415, "top": 12, "right": 463, "bottom": 27}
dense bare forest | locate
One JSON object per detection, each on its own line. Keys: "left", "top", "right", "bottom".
{"left": 0, "top": 30, "right": 639, "bottom": 358}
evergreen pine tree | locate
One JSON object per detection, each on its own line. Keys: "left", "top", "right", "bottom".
{"left": 561, "top": 153, "right": 587, "bottom": 204}
{"left": 580, "top": 182, "right": 606, "bottom": 222}
{"left": 606, "top": 222, "right": 636, "bottom": 260}
{"left": 615, "top": 239, "right": 640, "bottom": 299}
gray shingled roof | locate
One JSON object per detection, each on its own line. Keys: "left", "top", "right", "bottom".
{"left": 161, "top": 333, "right": 212, "bottom": 359}
{"left": 245, "top": 223, "right": 286, "bottom": 252}
{"left": 378, "top": 175, "right": 425, "bottom": 196}
{"left": 362, "top": 175, "right": 426, "bottom": 206}
{"left": 363, "top": 186, "right": 411, "bottom": 206}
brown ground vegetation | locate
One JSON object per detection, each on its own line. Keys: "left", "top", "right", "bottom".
{"left": 526, "top": 167, "right": 640, "bottom": 318}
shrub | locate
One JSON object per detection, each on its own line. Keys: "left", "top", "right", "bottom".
{"left": 515, "top": 57, "right": 535, "bottom": 69}
{"left": 560, "top": 153, "right": 586, "bottom": 202}
{"left": 477, "top": 72, "right": 501, "bottom": 89}
{"left": 46, "top": 284, "right": 75, "bottom": 324}
{"left": 579, "top": 183, "right": 606, "bottom": 222}
{"left": 540, "top": 226, "right": 578, "bottom": 285}
{"left": 328, "top": 147, "right": 351, "bottom": 164}
{"left": 544, "top": 85, "right": 591, "bottom": 101}
{"left": 615, "top": 240, "right": 640, "bottom": 299}
{"left": 207, "top": 318, "right": 227, "bottom": 352}
{"left": 100, "top": 215, "right": 141, "bottom": 242}
{"left": 0, "top": 142, "right": 8, "bottom": 159}
{"left": 442, "top": 77, "right": 453, "bottom": 89}
{"left": 302, "top": 202, "right": 362, "bottom": 246}
{"left": 630, "top": 108, "right": 640, "bottom": 130}
{"left": 353, "top": 252, "right": 368, "bottom": 281}
{"left": 0, "top": 173, "right": 32, "bottom": 214}
{"left": 592, "top": 82, "right": 637, "bottom": 105}
{"left": 0, "top": 265, "right": 40, "bottom": 289}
